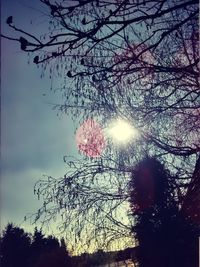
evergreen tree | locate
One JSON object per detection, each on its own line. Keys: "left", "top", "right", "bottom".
{"left": 130, "top": 157, "right": 200, "bottom": 267}
{"left": 0, "top": 224, "right": 72, "bottom": 267}
{"left": 0, "top": 223, "right": 31, "bottom": 267}
{"left": 30, "top": 228, "right": 71, "bottom": 267}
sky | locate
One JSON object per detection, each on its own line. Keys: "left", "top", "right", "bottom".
{"left": 1, "top": 0, "right": 79, "bottom": 234}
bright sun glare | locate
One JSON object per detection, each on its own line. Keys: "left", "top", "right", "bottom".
{"left": 107, "top": 119, "right": 138, "bottom": 143}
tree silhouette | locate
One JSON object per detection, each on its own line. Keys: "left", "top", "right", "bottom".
{"left": 30, "top": 228, "right": 71, "bottom": 267}
{"left": 30, "top": 228, "right": 46, "bottom": 260}
{"left": 1, "top": 0, "right": 199, "bottom": 253}
{"left": 0, "top": 224, "right": 71, "bottom": 267}
{"left": 129, "top": 157, "right": 200, "bottom": 267}
{"left": 0, "top": 223, "right": 31, "bottom": 267}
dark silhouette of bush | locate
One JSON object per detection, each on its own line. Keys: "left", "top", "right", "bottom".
{"left": 129, "top": 157, "right": 200, "bottom": 267}
{"left": 0, "top": 224, "right": 72, "bottom": 267}
{"left": 0, "top": 223, "right": 31, "bottom": 267}
{"left": 30, "top": 228, "right": 71, "bottom": 267}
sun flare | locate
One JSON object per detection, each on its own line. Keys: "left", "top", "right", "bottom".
{"left": 107, "top": 119, "right": 138, "bottom": 143}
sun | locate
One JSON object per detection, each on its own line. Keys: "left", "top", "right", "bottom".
{"left": 107, "top": 119, "right": 138, "bottom": 143}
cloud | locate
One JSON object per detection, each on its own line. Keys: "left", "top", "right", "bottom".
{"left": 1, "top": 0, "right": 79, "bottom": 230}
{"left": 1, "top": 37, "right": 77, "bottom": 174}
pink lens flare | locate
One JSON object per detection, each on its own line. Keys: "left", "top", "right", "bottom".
{"left": 175, "top": 32, "right": 199, "bottom": 68}
{"left": 114, "top": 43, "right": 155, "bottom": 66}
{"left": 75, "top": 119, "right": 106, "bottom": 158}
{"left": 168, "top": 108, "right": 200, "bottom": 149}
{"left": 113, "top": 43, "right": 155, "bottom": 85}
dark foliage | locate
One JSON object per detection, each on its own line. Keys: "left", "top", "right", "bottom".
{"left": 129, "top": 157, "right": 200, "bottom": 267}
{"left": 0, "top": 224, "right": 137, "bottom": 267}
{"left": 0, "top": 224, "right": 71, "bottom": 267}
{"left": 0, "top": 223, "right": 31, "bottom": 267}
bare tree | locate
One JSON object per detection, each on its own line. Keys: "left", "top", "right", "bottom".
{"left": 2, "top": 0, "right": 199, "bottom": 254}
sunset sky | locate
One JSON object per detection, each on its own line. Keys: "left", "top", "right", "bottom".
{"left": 1, "top": 0, "right": 79, "bottom": 234}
